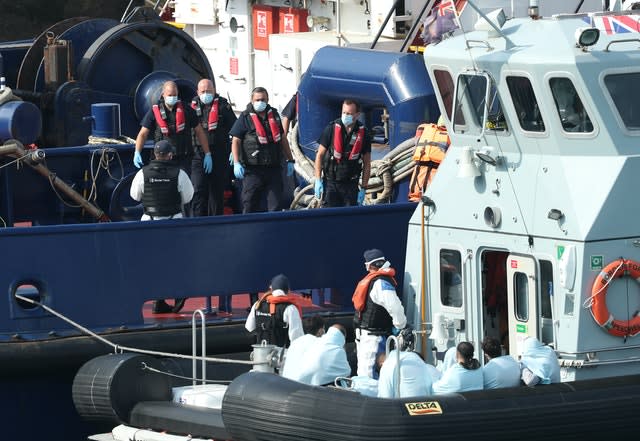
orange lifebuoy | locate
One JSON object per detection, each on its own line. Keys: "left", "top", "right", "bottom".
{"left": 590, "top": 259, "right": 640, "bottom": 337}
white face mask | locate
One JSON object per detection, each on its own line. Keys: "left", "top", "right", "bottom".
{"left": 253, "top": 100, "right": 267, "bottom": 112}
{"left": 164, "top": 95, "right": 178, "bottom": 106}
{"left": 200, "top": 93, "right": 214, "bottom": 105}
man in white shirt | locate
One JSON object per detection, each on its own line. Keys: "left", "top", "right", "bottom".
{"left": 130, "top": 140, "right": 194, "bottom": 220}
{"left": 245, "top": 274, "right": 303, "bottom": 348}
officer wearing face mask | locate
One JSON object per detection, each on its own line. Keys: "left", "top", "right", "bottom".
{"left": 190, "top": 79, "right": 237, "bottom": 216}
{"left": 134, "top": 81, "right": 211, "bottom": 183}
{"left": 229, "top": 86, "right": 295, "bottom": 213}
{"left": 314, "top": 99, "right": 371, "bottom": 207}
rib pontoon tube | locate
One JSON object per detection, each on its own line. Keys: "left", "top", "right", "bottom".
{"left": 222, "top": 371, "right": 640, "bottom": 441}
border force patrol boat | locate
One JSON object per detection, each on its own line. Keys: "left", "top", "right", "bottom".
{"left": 75, "top": 2, "right": 640, "bottom": 440}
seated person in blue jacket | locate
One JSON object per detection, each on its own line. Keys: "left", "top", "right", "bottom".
{"left": 481, "top": 336, "right": 520, "bottom": 389}
{"left": 519, "top": 336, "right": 561, "bottom": 386}
{"left": 280, "top": 315, "right": 326, "bottom": 380}
{"left": 377, "top": 329, "right": 439, "bottom": 398}
{"left": 432, "top": 341, "right": 483, "bottom": 394}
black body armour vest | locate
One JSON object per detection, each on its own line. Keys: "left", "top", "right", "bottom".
{"left": 254, "top": 300, "right": 292, "bottom": 347}
{"left": 141, "top": 160, "right": 182, "bottom": 217}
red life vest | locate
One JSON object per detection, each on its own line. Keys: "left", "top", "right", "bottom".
{"left": 191, "top": 97, "right": 219, "bottom": 130}
{"left": 249, "top": 109, "right": 281, "bottom": 144}
{"left": 333, "top": 123, "right": 365, "bottom": 163}
{"left": 152, "top": 101, "right": 185, "bottom": 135}
{"left": 352, "top": 267, "right": 397, "bottom": 314}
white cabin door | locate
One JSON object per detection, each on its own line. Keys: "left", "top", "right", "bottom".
{"left": 506, "top": 254, "right": 539, "bottom": 357}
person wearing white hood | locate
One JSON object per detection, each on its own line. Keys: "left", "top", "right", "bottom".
{"left": 439, "top": 346, "right": 458, "bottom": 373}
{"left": 519, "top": 336, "right": 561, "bottom": 386}
{"left": 281, "top": 316, "right": 326, "bottom": 381}
{"left": 287, "top": 324, "right": 351, "bottom": 386}
{"left": 377, "top": 331, "right": 436, "bottom": 398}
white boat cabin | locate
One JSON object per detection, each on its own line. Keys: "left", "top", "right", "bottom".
{"left": 404, "top": 7, "right": 640, "bottom": 381}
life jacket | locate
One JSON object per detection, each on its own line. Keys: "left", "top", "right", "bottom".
{"left": 141, "top": 160, "right": 182, "bottom": 217}
{"left": 241, "top": 107, "right": 283, "bottom": 167}
{"left": 408, "top": 123, "right": 450, "bottom": 202}
{"left": 152, "top": 100, "right": 191, "bottom": 157}
{"left": 352, "top": 267, "right": 397, "bottom": 334}
{"left": 191, "top": 96, "right": 219, "bottom": 130}
{"left": 253, "top": 292, "right": 301, "bottom": 347}
{"left": 152, "top": 101, "right": 185, "bottom": 135}
{"left": 323, "top": 120, "right": 366, "bottom": 181}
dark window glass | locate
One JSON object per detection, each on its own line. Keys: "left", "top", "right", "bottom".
{"left": 440, "top": 249, "right": 463, "bottom": 307}
{"left": 506, "top": 76, "right": 545, "bottom": 132}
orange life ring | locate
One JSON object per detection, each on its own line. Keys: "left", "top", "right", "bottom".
{"left": 590, "top": 259, "right": 640, "bottom": 337}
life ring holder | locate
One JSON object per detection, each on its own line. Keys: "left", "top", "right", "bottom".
{"left": 586, "top": 258, "right": 640, "bottom": 337}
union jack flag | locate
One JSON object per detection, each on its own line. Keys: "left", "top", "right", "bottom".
{"left": 583, "top": 15, "right": 640, "bottom": 35}
{"left": 438, "top": 0, "right": 457, "bottom": 16}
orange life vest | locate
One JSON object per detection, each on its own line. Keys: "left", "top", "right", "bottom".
{"left": 352, "top": 267, "right": 397, "bottom": 313}
{"left": 408, "top": 123, "right": 450, "bottom": 202}
{"left": 256, "top": 292, "right": 303, "bottom": 317}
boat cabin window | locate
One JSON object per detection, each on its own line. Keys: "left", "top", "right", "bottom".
{"left": 433, "top": 69, "right": 455, "bottom": 121}
{"left": 486, "top": 84, "right": 508, "bottom": 132}
{"left": 453, "top": 73, "right": 488, "bottom": 135}
{"left": 549, "top": 78, "right": 593, "bottom": 133}
{"left": 540, "top": 260, "right": 553, "bottom": 320}
{"left": 506, "top": 76, "right": 545, "bottom": 132}
{"left": 513, "top": 272, "right": 529, "bottom": 321}
{"left": 440, "top": 249, "right": 463, "bottom": 308}
{"left": 604, "top": 73, "right": 640, "bottom": 130}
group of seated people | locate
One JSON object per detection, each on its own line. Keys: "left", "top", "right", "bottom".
{"left": 279, "top": 316, "right": 561, "bottom": 398}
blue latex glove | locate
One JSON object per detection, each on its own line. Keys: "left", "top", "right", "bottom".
{"left": 133, "top": 151, "right": 143, "bottom": 168}
{"left": 203, "top": 152, "right": 213, "bottom": 174}
{"left": 391, "top": 326, "right": 401, "bottom": 336}
{"left": 228, "top": 152, "right": 234, "bottom": 166}
{"left": 357, "top": 188, "right": 366, "bottom": 205}
{"left": 233, "top": 162, "right": 245, "bottom": 179}
{"left": 314, "top": 179, "right": 323, "bottom": 199}
{"left": 287, "top": 161, "right": 295, "bottom": 177}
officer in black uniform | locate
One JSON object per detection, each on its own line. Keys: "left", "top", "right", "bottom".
{"left": 229, "top": 86, "right": 295, "bottom": 213}
{"left": 129, "top": 140, "right": 194, "bottom": 313}
{"left": 314, "top": 99, "right": 372, "bottom": 207}
{"left": 133, "top": 80, "right": 212, "bottom": 182}
{"left": 190, "top": 78, "right": 237, "bottom": 216}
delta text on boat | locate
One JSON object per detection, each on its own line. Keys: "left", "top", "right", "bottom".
{"left": 73, "top": 1, "right": 640, "bottom": 440}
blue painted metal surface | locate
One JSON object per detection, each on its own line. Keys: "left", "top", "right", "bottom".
{"left": 0, "top": 202, "right": 415, "bottom": 340}
{"left": 89, "top": 103, "right": 121, "bottom": 138}
{"left": 297, "top": 46, "right": 439, "bottom": 155}
{"left": 0, "top": 100, "right": 42, "bottom": 144}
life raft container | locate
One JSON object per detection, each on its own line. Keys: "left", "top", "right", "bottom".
{"left": 590, "top": 258, "right": 640, "bottom": 337}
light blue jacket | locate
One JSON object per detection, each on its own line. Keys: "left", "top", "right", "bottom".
{"left": 483, "top": 355, "right": 521, "bottom": 389}
{"left": 520, "top": 337, "right": 560, "bottom": 384}
{"left": 433, "top": 364, "right": 483, "bottom": 394}
{"left": 378, "top": 351, "right": 435, "bottom": 398}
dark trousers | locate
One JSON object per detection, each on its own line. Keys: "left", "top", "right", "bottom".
{"left": 191, "top": 150, "right": 229, "bottom": 216}
{"left": 325, "top": 179, "right": 358, "bottom": 207}
{"left": 241, "top": 166, "right": 283, "bottom": 213}
{"left": 173, "top": 154, "right": 193, "bottom": 217}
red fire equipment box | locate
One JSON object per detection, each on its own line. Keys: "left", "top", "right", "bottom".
{"left": 278, "top": 7, "right": 309, "bottom": 34}
{"left": 252, "top": 5, "right": 279, "bottom": 50}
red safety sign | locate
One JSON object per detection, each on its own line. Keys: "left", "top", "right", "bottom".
{"left": 283, "top": 13, "right": 294, "bottom": 33}
{"left": 256, "top": 11, "right": 267, "bottom": 37}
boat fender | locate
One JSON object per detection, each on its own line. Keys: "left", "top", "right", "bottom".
{"left": 589, "top": 258, "right": 640, "bottom": 338}
{"left": 72, "top": 353, "right": 172, "bottom": 425}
